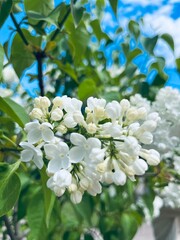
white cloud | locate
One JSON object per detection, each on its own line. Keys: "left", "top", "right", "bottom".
{"left": 120, "top": 0, "right": 163, "bottom": 6}
{"left": 143, "top": 13, "right": 180, "bottom": 66}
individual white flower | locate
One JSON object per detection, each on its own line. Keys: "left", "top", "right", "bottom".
{"left": 101, "top": 122, "right": 122, "bottom": 138}
{"left": 25, "top": 122, "right": 54, "bottom": 144}
{"left": 70, "top": 190, "right": 83, "bottom": 204}
{"left": 29, "top": 108, "right": 44, "bottom": 120}
{"left": 120, "top": 99, "right": 130, "bottom": 111}
{"left": 52, "top": 96, "right": 63, "bottom": 108}
{"left": 47, "top": 169, "right": 72, "bottom": 197}
{"left": 69, "top": 133, "right": 101, "bottom": 163}
{"left": 112, "top": 160, "right": 127, "bottom": 186}
{"left": 86, "top": 179, "right": 102, "bottom": 196}
{"left": 131, "top": 158, "right": 148, "bottom": 175}
{"left": 86, "top": 123, "right": 97, "bottom": 134}
{"left": 86, "top": 97, "right": 106, "bottom": 122}
{"left": 34, "top": 96, "right": 51, "bottom": 109}
{"left": 20, "top": 142, "right": 43, "bottom": 169}
{"left": 51, "top": 108, "right": 63, "bottom": 121}
{"left": 140, "top": 149, "right": 160, "bottom": 166}
{"left": 105, "top": 101, "right": 122, "bottom": 121}
{"left": 44, "top": 142, "right": 71, "bottom": 174}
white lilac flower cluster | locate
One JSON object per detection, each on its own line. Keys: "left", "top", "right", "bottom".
{"left": 130, "top": 87, "right": 180, "bottom": 209}
{"left": 152, "top": 87, "right": 180, "bottom": 171}
{"left": 20, "top": 95, "right": 160, "bottom": 204}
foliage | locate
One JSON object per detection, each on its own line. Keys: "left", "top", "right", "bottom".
{"left": 0, "top": 0, "right": 178, "bottom": 240}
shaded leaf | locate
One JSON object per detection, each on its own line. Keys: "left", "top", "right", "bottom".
{"left": 10, "top": 30, "right": 41, "bottom": 77}
{"left": 161, "top": 33, "right": 174, "bottom": 51}
{"left": 0, "top": 0, "right": 12, "bottom": 28}
{"left": 71, "top": 1, "right": 84, "bottom": 28}
{"left": 54, "top": 60, "right": 78, "bottom": 82}
{"left": 0, "top": 44, "right": 4, "bottom": 78}
{"left": 143, "top": 35, "right": 158, "bottom": 55}
{"left": 128, "top": 20, "right": 140, "bottom": 40}
{"left": 109, "top": 0, "right": 118, "bottom": 15}
{"left": 0, "top": 161, "right": 21, "bottom": 217}
{"left": 40, "top": 167, "right": 56, "bottom": 228}
{"left": 27, "top": 189, "right": 47, "bottom": 240}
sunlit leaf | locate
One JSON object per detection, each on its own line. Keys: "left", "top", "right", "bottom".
{"left": 0, "top": 97, "right": 29, "bottom": 128}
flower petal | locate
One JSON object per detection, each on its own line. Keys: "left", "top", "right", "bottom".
{"left": 69, "top": 146, "right": 85, "bottom": 163}
{"left": 58, "top": 142, "right": 69, "bottom": 154}
{"left": 87, "top": 137, "right": 101, "bottom": 149}
{"left": 47, "top": 158, "right": 65, "bottom": 174}
{"left": 70, "top": 133, "right": 86, "bottom": 146}
{"left": 42, "top": 127, "right": 54, "bottom": 142}
{"left": 25, "top": 122, "right": 40, "bottom": 132}
{"left": 33, "top": 155, "right": 44, "bottom": 169}
{"left": 44, "top": 144, "right": 59, "bottom": 159}
{"left": 21, "top": 149, "right": 34, "bottom": 162}
{"left": 27, "top": 129, "right": 41, "bottom": 144}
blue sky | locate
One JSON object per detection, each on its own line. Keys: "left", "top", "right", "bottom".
{"left": 0, "top": 0, "right": 180, "bottom": 96}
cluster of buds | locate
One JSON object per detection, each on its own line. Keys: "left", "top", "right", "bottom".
{"left": 20, "top": 95, "right": 160, "bottom": 204}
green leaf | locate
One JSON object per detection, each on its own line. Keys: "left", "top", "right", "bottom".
{"left": 176, "top": 57, "right": 180, "bottom": 72}
{"left": 0, "top": 161, "right": 21, "bottom": 217}
{"left": 40, "top": 167, "right": 56, "bottom": 228}
{"left": 150, "top": 57, "right": 168, "bottom": 80}
{"left": 27, "top": 189, "right": 47, "bottom": 240}
{"left": 143, "top": 35, "right": 158, "bottom": 55}
{"left": 24, "top": 0, "right": 54, "bottom": 17}
{"left": 121, "top": 212, "right": 139, "bottom": 240}
{"left": 0, "top": 97, "right": 29, "bottom": 128}
{"left": 73, "top": 194, "right": 94, "bottom": 225}
{"left": 71, "top": 1, "right": 84, "bottom": 28}
{"left": 90, "top": 19, "right": 111, "bottom": 42}
{"left": 65, "top": 16, "right": 89, "bottom": 64}
{"left": 109, "top": 0, "right": 118, "bottom": 15}
{"left": 10, "top": 30, "right": 41, "bottom": 77}
{"left": 54, "top": 60, "right": 78, "bottom": 82}
{"left": 0, "top": 44, "right": 4, "bottom": 79}
{"left": 78, "top": 79, "right": 97, "bottom": 101}
{"left": 161, "top": 33, "right": 174, "bottom": 51}
{"left": 126, "top": 48, "right": 142, "bottom": 65}
{"left": 128, "top": 20, "right": 140, "bottom": 40}
{"left": 0, "top": 0, "right": 12, "bottom": 28}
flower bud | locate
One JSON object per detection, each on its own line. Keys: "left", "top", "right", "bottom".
{"left": 29, "top": 108, "right": 44, "bottom": 120}
{"left": 56, "top": 125, "right": 67, "bottom": 134}
{"left": 53, "top": 97, "right": 63, "bottom": 108}
{"left": 80, "top": 178, "right": 89, "bottom": 190}
{"left": 137, "top": 107, "right": 147, "bottom": 119}
{"left": 120, "top": 99, "right": 130, "bottom": 111}
{"left": 126, "top": 107, "right": 138, "bottom": 121}
{"left": 68, "top": 183, "right": 77, "bottom": 193}
{"left": 51, "top": 108, "right": 63, "bottom": 121}
{"left": 139, "top": 131, "right": 153, "bottom": 144}
{"left": 39, "top": 96, "right": 51, "bottom": 109}
{"left": 86, "top": 123, "right": 97, "bottom": 134}
{"left": 70, "top": 190, "right": 83, "bottom": 204}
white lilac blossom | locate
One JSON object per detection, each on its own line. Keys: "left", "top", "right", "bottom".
{"left": 20, "top": 95, "right": 160, "bottom": 204}
{"left": 130, "top": 88, "right": 180, "bottom": 210}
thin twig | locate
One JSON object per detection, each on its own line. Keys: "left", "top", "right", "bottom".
{"left": 10, "top": 13, "right": 29, "bottom": 46}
